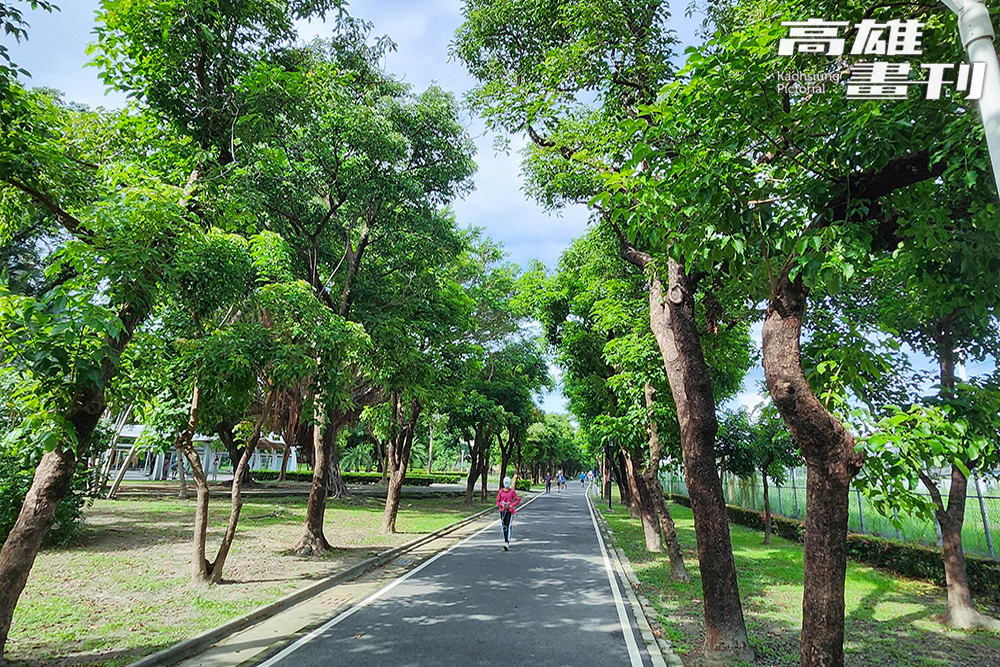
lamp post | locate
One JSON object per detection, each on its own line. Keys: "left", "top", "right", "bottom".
{"left": 942, "top": 0, "right": 1000, "bottom": 194}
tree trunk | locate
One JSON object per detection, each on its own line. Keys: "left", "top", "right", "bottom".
{"left": 295, "top": 419, "right": 314, "bottom": 469}
{"left": 327, "top": 427, "right": 349, "bottom": 499}
{"left": 465, "top": 425, "right": 486, "bottom": 506}
{"left": 464, "top": 457, "right": 479, "bottom": 505}
{"left": 762, "top": 470, "right": 772, "bottom": 545}
{"left": 920, "top": 465, "right": 1000, "bottom": 629}
{"left": 480, "top": 448, "right": 490, "bottom": 502}
{"left": 645, "top": 382, "right": 691, "bottom": 582}
{"left": 0, "top": 447, "right": 77, "bottom": 655}
{"left": 623, "top": 446, "right": 663, "bottom": 551}
{"left": 644, "top": 258, "right": 752, "bottom": 661}
{"left": 217, "top": 422, "right": 257, "bottom": 487}
{"left": 295, "top": 410, "right": 336, "bottom": 557}
{"left": 921, "top": 321, "right": 998, "bottom": 628}
{"left": 279, "top": 442, "right": 291, "bottom": 481}
{"left": 762, "top": 271, "right": 863, "bottom": 667}
{"left": 207, "top": 422, "right": 262, "bottom": 583}
{"left": 603, "top": 449, "right": 613, "bottom": 501}
{"left": 620, "top": 446, "right": 642, "bottom": 520}
{"left": 498, "top": 424, "right": 516, "bottom": 485}
{"left": 381, "top": 398, "right": 421, "bottom": 534}
{"left": 612, "top": 449, "right": 633, "bottom": 510}
{"left": 177, "top": 446, "right": 188, "bottom": 500}
{"left": 174, "top": 385, "right": 213, "bottom": 582}
{"left": 0, "top": 232, "right": 147, "bottom": 661}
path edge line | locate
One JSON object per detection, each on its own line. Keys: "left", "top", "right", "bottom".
{"left": 124, "top": 497, "right": 514, "bottom": 667}
{"left": 589, "top": 495, "right": 685, "bottom": 667}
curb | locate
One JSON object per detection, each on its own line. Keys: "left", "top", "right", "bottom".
{"left": 590, "top": 497, "right": 685, "bottom": 667}
{"left": 125, "top": 502, "right": 500, "bottom": 667}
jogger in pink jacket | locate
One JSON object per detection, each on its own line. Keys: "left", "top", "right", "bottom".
{"left": 496, "top": 477, "right": 521, "bottom": 551}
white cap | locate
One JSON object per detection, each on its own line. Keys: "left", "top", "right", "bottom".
{"left": 503, "top": 476, "right": 512, "bottom": 488}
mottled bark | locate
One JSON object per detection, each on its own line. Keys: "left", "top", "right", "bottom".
{"left": 623, "top": 445, "right": 663, "bottom": 551}
{"left": 645, "top": 383, "right": 691, "bottom": 582}
{"left": 0, "top": 447, "right": 77, "bottom": 654}
{"left": 762, "top": 271, "right": 863, "bottom": 667}
{"left": 644, "top": 257, "right": 752, "bottom": 661}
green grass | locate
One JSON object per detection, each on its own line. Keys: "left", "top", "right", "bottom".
{"left": 602, "top": 502, "right": 1000, "bottom": 667}
{"left": 665, "top": 473, "right": 1000, "bottom": 558}
{"left": 7, "top": 494, "right": 490, "bottom": 667}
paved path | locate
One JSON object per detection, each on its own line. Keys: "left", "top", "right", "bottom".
{"left": 252, "top": 484, "right": 655, "bottom": 667}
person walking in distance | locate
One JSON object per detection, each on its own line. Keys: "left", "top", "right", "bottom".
{"left": 496, "top": 476, "right": 521, "bottom": 551}
{"left": 544, "top": 472, "right": 552, "bottom": 494}
{"left": 579, "top": 471, "right": 586, "bottom": 487}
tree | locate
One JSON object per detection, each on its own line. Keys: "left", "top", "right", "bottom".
{"left": 523, "top": 225, "right": 710, "bottom": 580}
{"left": 0, "top": 88, "right": 213, "bottom": 657}
{"left": 523, "top": 413, "right": 582, "bottom": 479}
{"left": 450, "top": 340, "right": 550, "bottom": 505}
{"left": 717, "top": 408, "right": 800, "bottom": 545}
{"left": 455, "top": 2, "right": 754, "bottom": 656}
{"left": 849, "top": 195, "right": 1000, "bottom": 629}
{"left": 232, "top": 26, "right": 477, "bottom": 550}
{"left": 603, "top": 1, "right": 996, "bottom": 663}
{"left": 91, "top": 0, "right": 344, "bottom": 166}
{"left": 373, "top": 243, "right": 475, "bottom": 534}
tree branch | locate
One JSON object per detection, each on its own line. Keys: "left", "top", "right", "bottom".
{"left": 4, "top": 177, "right": 93, "bottom": 241}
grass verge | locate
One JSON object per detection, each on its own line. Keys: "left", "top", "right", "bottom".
{"left": 8, "top": 494, "right": 490, "bottom": 667}
{"left": 602, "top": 502, "right": 1000, "bottom": 667}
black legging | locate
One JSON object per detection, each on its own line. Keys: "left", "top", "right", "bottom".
{"left": 500, "top": 509, "right": 513, "bottom": 542}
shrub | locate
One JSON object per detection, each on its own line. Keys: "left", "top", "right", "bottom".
{"left": 515, "top": 478, "right": 531, "bottom": 491}
{"left": 250, "top": 469, "right": 464, "bottom": 486}
{"left": 724, "top": 504, "right": 806, "bottom": 543}
{"left": 845, "top": 534, "right": 1000, "bottom": 600}
{"left": 665, "top": 492, "right": 1000, "bottom": 601}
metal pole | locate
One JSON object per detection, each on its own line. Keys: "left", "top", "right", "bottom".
{"left": 973, "top": 471, "right": 996, "bottom": 558}
{"left": 777, "top": 480, "right": 783, "bottom": 516}
{"left": 943, "top": 0, "right": 1000, "bottom": 196}
{"left": 893, "top": 507, "right": 903, "bottom": 541}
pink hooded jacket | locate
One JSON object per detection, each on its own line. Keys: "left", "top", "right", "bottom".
{"left": 496, "top": 487, "right": 521, "bottom": 513}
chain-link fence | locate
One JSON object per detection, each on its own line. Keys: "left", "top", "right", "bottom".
{"left": 661, "top": 468, "right": 999, "bottom": 559}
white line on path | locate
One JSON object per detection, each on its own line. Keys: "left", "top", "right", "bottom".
{"left": 585, "top": 492, "right": 645, "bottom": 667}
{"left": 256, "top": 494, "right": 542, "bottom": 667}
